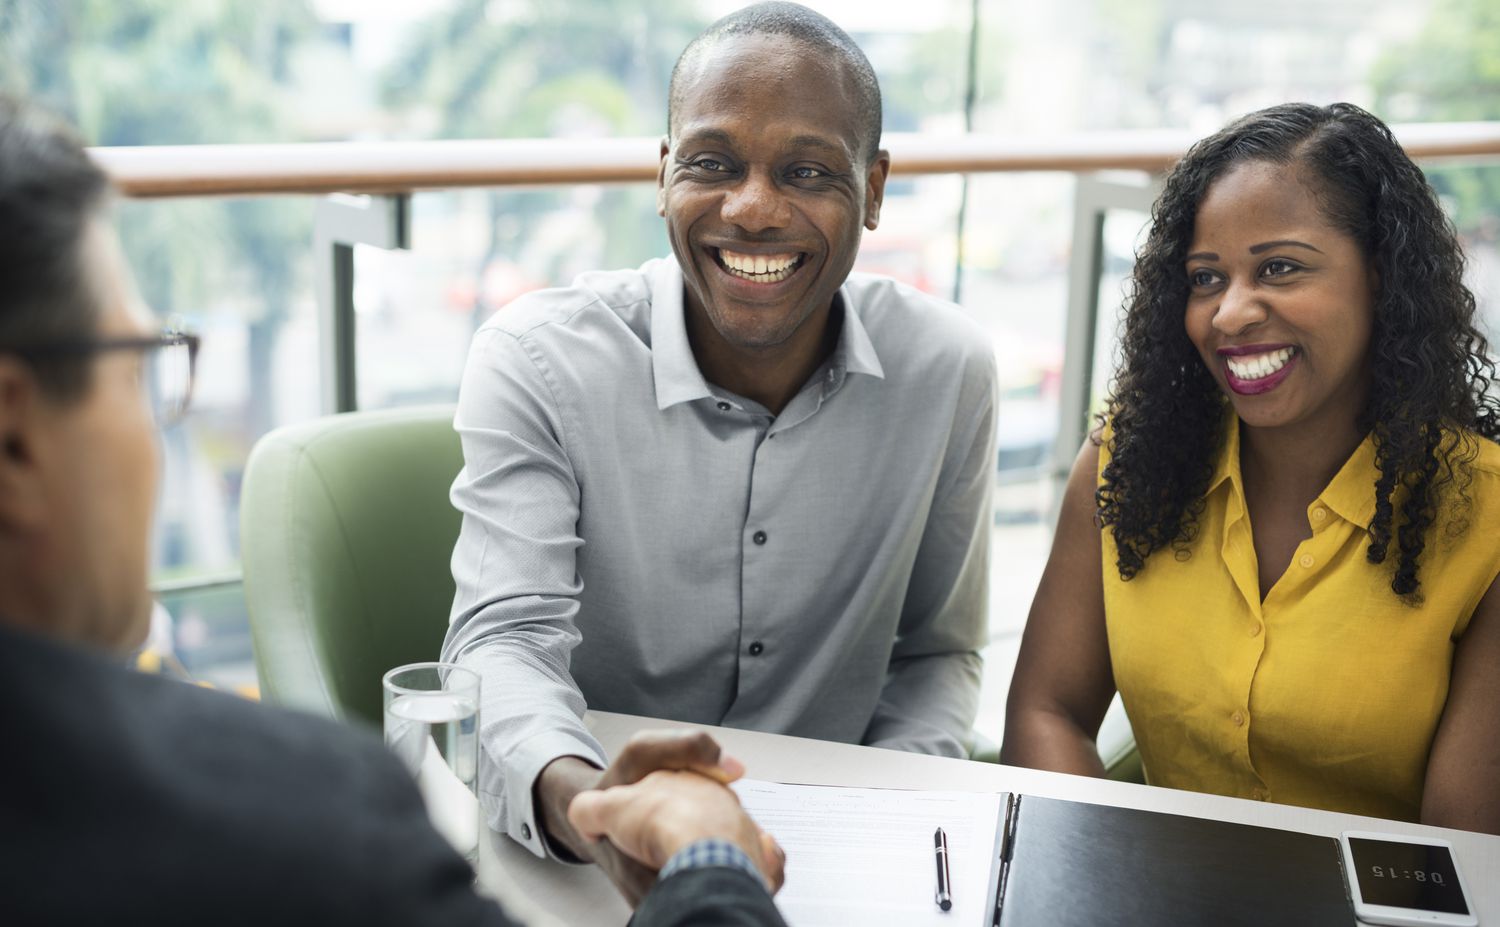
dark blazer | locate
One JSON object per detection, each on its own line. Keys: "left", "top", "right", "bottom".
{"left": 0, "top": 624, "right": 785, "bottom": 926}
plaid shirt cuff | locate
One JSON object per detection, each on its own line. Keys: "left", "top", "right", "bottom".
{"left": 659, "top": 838, "right": 765, "bottom": 889}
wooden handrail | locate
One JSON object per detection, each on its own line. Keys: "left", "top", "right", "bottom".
{"left": 90, "top": 123, "right": 1500, "bottom": 199}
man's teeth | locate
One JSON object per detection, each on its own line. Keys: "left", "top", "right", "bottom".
{"left": 1226, "top": 347, "right": 1295, "bottom": 381}
{"left": 719, "top": 249, "right": 801, "bottom": 282}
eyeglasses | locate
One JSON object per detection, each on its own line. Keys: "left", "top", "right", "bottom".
{"left": 11, "top": 328, "right": 200, "bottom": 427}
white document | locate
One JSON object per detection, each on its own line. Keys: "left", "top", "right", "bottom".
{"left": 733, "top": 779, "right": 1007, "bottom": 927}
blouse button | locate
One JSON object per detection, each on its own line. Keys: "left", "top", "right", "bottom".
{"left": 1249, "top": 623, "right": 1262, "bottom": 637}
{"left": 1311, "top": 507, "right": 1327, "bottom": 522}
{"left": 1231, "top": 710, "right": 1245, "bottom": 726}
{"left": 716, "top": 401, "right": 732, "bottom": 412}
{"left": 1251, "top": 788, "right": 1268, "bottom": 801}
{"left": 1298, "top": 554, "right": 1315, "bottom": 569}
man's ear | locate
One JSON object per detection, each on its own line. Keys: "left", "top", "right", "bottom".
{"left": 0, "top": 358, "right": 52, "bottom": 534}
{"left": 863, "top": 149, "right": 892, "bottom": 231}
{"left": 657, "top": 136, "right": 671, "bottom": 217}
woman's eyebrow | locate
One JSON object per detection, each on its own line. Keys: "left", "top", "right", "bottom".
{"left": 1249, "top": 239, "right": 1323, "bottom": 255}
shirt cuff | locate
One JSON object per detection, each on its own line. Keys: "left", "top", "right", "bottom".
{"left": 659, "top": 838, "right": 766, "bottom": 890}
{"left": 492, "top": 728, "right": 608, "bottom": 862}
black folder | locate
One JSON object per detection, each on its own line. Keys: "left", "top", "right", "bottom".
{"left": 993, "top": 796, "right": 1355, "bottom": 926}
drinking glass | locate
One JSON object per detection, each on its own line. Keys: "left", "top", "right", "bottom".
{"left": 382, "top": 661, "right": 481, "bottom": 863}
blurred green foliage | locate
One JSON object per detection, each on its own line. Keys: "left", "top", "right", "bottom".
{"left": 379, "top": 0, "right": 701, "bottom": 300}
{"left": 1374, "top": 0, "right": 1500, "bottom": 234}
{"left": 0, "top": 0, "right": 317, "bottom": 436}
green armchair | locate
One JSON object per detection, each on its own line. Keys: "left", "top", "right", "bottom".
{"left": 240, "top": 405, "right": 463, "bottom": 727}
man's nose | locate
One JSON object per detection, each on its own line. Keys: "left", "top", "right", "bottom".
{"left": 1212, "top": 278, "right": 1268, "bottom": 336}
{"left": 720, "top": 169, "right": 791, "bottom": 233}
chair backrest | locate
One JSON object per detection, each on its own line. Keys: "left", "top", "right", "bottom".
{"left": 240, "top": 405, "right": 462, "bottom": 727}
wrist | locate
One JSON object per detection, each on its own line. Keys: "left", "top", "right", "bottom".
{"left": 659, "top": 838, "right": 767, "bottom": 890}
{"left": 535, "top": 755, "right": 602, "bottom": 861}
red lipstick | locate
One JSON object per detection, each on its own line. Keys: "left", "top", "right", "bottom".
{"left": 1219, "top": 346, "right": 1298, "bottom": 396}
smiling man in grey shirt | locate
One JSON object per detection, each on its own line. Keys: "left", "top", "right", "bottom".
{"left": 443, "top": 2, "right": 998, "bottom": 900}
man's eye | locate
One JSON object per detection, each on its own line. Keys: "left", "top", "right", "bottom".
{"left": 692, "top": 158, "right": 726, "bottom": 172}
{"left": 790, "top": 166, "right": 824, "bottom": 180}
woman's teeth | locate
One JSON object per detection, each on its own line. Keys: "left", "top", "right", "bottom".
{"left": 1226, "top": 347, "right": 1295, "bottom": 381}
{"left": 718, "top": 249, "right": 801, "bottom": 282}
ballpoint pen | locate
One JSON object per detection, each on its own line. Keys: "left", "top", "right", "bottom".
{"left": 934, "top": 826, "right": 953, "bottom": 911}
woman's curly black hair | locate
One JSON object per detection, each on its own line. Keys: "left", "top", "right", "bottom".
{"left": 1098, "top": 102, "right": 1500, "bottom": 599}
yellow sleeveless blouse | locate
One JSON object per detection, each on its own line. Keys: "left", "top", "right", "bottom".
{"left": 1100, "top": 416, "right": 1500, "bottom": 821}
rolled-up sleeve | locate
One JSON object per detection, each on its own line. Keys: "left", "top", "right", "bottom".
{"left": 443, "top": 326, "right": 607, "bottom": 859}
{"left": 862, "top": 348, "right": 997, "bottom": 757}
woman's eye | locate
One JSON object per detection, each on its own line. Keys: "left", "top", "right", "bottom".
{"left": 1189, "top": 269, "right": 1218, "bottom": 287}
{"left": 1263, "top": 259, "right": 1298, "bottom": 277}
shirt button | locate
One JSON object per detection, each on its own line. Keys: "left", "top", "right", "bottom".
{"left": 1299, "top": 554, "right": 1315, "bottom": 569}
{"left": 716, "top": 401, "right": 731, "bottom": 411}
{"left": 752, "top": 530, "right": 767, "bottom": 545}
{"left": 1251, "top": 788, "right": 1268, "bottom": 801}
{"left": 1249, "top": 623, "right": 1262, "bottom": 637}
{"left": 748, "top": 641, "right": 765, "bottom": 656}
{"left": 1311, "top": 507, "right": 1327, "bottom": 522}
{"left": 521, "top": 823, "right": 532, "bottom": 840}
{"left": 1231, "top": 711, "right": 1245, "bottom": 726}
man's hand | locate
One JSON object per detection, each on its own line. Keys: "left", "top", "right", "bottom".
{"left": 569, "top": 770, "right": 786, "bottom": 894}
{"left": 533, "top": 730, "right": 747, "bottom": 905}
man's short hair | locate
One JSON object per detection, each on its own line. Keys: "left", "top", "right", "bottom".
{"left": 667, "top": 1, "right": 883, "bottom": 162}
{"left": 0, "top": 95, "right": 111, "bottom": 399}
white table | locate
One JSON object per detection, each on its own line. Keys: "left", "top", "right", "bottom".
{"left": 476, "top": 712, "right": 1500, "bottom": 926}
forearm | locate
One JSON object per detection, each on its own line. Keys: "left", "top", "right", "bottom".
{"left": 635, "top": 864, "right": 788, "bottom": 927}
{"left": 999, "top": 703, "right": 1109, "bottom": 777}
{"left": 633, "top": 858, "right": 786, "bottom": 924}
{"left": 874, "top": 360, "right": 995, "bottom": 756}
{"left": 864, "top": 650, "right": 982, "bottom": 757}
{"left": 1420, "top": 574, "right": 1500, "bottom": 836}
{"left": 449, "top": 325, "right": 617, "bottom": 855}
{"left": 1422, "top": 795, "right": 1500, "bottom": 836}
{"left": 444, "top": 607, "right": 606, "bottom": 855}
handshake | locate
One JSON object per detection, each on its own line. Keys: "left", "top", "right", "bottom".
{"left": 539, "top": 730, "right": 788, "bottom": 907}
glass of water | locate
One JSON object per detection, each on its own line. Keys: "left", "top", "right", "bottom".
{"left": 382, "top": 662, "right": 481, "bottom": 864}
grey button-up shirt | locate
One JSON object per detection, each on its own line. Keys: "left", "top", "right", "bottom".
{"left": 445, "top": 258, "right": 997, "bottom": 858}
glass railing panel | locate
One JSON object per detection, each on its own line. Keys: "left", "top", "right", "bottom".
{"left": 119, "top": 194, "right": 320, "bottom": 688}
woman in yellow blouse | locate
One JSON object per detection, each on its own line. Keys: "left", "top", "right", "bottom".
{"left": 1001, "top": 102, "right": 1500, "bottom": 834}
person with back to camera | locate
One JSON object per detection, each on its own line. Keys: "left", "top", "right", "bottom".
{"left": 1001, "top": 102, "right": 1500, "bottom": 835}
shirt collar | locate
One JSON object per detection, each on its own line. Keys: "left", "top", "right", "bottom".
{"left": 1318, "top": 431, "right": 1379, "bottom": 530}
{"left": 648, "top": 259, "right": 713, "bottom": 410}
{"left": 1205, "top": 408, "right": 1240, "bottom": 497}
{"left": 836, "top": 292, "right": 885, "bottom": 381}
{"left": 1206, "top": 409, "right": 1379, "bottom": 531}
{"left": 648, "top": 258, "right": 886, "bottom": 411}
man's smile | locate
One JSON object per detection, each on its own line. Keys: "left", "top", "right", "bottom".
{"left": 710, "top": 247, "right": 807, "bottom": 286}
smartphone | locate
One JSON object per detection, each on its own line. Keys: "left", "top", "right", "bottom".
{"left": 1338, "top": 831, "right": 1477, "bottom": 927}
